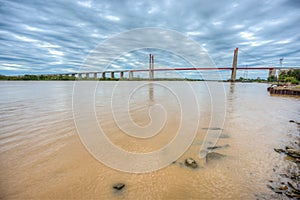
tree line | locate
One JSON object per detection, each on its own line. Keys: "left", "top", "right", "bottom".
{"left": 0, "top": 74, "right": 76, "bottom": 80}
{"left": 268, "top": 69, "right": 300, "bottom": 84}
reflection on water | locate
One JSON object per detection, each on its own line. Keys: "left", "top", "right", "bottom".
{"left": 229, "top": 82, "right": 235, "bottom": 94}
{"left": 0, "top": 81, "right": 299, "bottom": 199}
{"left": 149, "top": 82, "right": 154, "bottom": 104}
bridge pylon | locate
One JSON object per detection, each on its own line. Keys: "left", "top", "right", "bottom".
{"left": 149, "top": 54, "right": 154, "bottom": 80}
{"left": 230, "top": 48, "right": 238, "bottom": 82}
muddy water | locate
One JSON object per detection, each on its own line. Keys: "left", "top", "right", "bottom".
{"left": 0, "top": 81, "right": 299, "bottom": 199}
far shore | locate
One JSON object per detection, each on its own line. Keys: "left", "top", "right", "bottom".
{"left": 0, "top": 74, "right": 272, "bottom": 83}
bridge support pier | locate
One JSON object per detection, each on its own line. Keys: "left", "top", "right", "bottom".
{"left": 230, "top": 48, "right": 238, "bottom": 82}
{"left": 120, "top": 71, "right": 124, "bottom": 79}
{"left": 102, "top": 72, "right": 106, "bottom": 79}
{"left": 129, "top": 71, "right": 133, "bottom": 80}
{"left": 86, "top": 73, "right": 89, "bottom": 79}
{"left": 78, "top": 73, "right": 82, "bottom": 79}
{"left": 268, "top": 68, "right": 276, "bottom": 79}
{"left": 93, "top": 73, "right": 97, "bottom": 79}
{"left": 111, "top": 72, "right": 115, "bottom": 79}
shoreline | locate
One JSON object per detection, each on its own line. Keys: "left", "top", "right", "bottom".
{"left": 267, "top": 85, "right": 300, "bottom": 96}
{"left": 269, "top": 120, "right": 300, "bottom": 198}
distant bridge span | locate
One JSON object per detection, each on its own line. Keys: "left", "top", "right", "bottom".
{"left": 124, "top": 67, "right": 276, "bottom": 73}
{"left": 46, "top": 48, "right": 296, "bottom": 80}
{"left": 76, "top": 66, "right": 290, "bottom": 74}
{"left": 55, "top": 66, "right": 293, "bottom": 80}
{"left": 60, "top": 66, "right": 284, "bottom": 80}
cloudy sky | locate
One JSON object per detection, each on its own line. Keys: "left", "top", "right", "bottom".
{"left": 1, "top": 0, "right": 299, "bottom": 79}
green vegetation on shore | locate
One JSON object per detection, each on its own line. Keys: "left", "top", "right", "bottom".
{"left": 225, "top": 77, "right": 268, "bottom": 83}
{"left": 268, "top": 69, "right": 300, "bottom": 84}
{"left": 0, "top": 74, "right": 121, "bottom": 81}
{"left": 0, "top": 74, "right": 76, "bottom": 81}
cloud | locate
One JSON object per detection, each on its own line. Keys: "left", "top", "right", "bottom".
{"left": 77, "top": 1, "right": 92, "bottom": 8}
{"left": 0, "top": 0, "right": 299, "bottom": 79}
{"left": 104, "top": 15, "right": 120, "bottom": 21}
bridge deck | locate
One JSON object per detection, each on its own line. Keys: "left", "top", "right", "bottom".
{"left": 47, "top": 66, "right": 297, "bottom": 76}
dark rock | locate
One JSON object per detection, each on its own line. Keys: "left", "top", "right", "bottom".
{"left": 171, "top": 161, "right": 176, "bottom": 164}
{"left": 285, "top": 191, "right": 300, "bottom": 198}
{"left": 289, "top": 120, "right": 300, "bottom": 125}
{"left": 202, "top": 127, "right": 223, "bottom": 130}
{"left": 274, "top": 146, "right": 300, "bottom": 158}
{"left": 291, "top": 158, "right": 300, "bottom": 163}
{"left": 287, "top": 181, "right": 298, "bottom": 191}
{"left": 268, "top": 185, "right": 283, "bottom": 194}
{"left": 286, "top": 148, "right": 300, "bottom": 158}
{"left": 113, "top": 183, "right": 125, "bottom": 191}
{"left": 206, "top": 152, "right": 225, "bottom": 162}
{"left": 285, "top": 145, "right": 295, "bottom": 150}
{"left": 287, "top": 183, "right": 300, "bottom": 197}
{"left": 278, "top": 184, "right": 288, "bottom": 190}
{"left": 274, "top": 148, "right": 286, "bottom": 153}
{"left": 207, "top": 144, "right": 230, "bottom": 150}
{"left": 292, "top": 189, "right": 300, "bottom": 195}
{"left": 184, "top": 157, "right": 198, "bottom": 169}
{"left": 273, "top": 189, "right": 284, "bottom": 194}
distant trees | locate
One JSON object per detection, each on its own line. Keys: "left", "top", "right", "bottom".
{"left": 278, "top": 69, "right": 300, "bottom": 84}
{"left": 0, "top": 74, "right": 76, "bottom": 81}
{"left": 267, "top": 75, "right": 277, "bottom": 82}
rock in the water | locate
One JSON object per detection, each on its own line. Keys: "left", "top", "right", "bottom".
{"left": 113, "top": 183, "right": 125, "bottom": 191}
{"left": 289, "top": 120, "right": 300, "bottom": 125}
{"left": 202, "top": 127, "right": 223, "bottom": 130}
{"left": 184, "top": 157, "right": 198, "bottom": 169}
{"left": 285, "top": 191, "right": 300, "bottom": 198}
{"left": 285, "top": 145, "right": 295, "bottom": 150}
{"left": 206, "top": 152, "right": 225, "bottom": 162}
{"left": 207, "top": 144, "right": 230, "bottom": 150}
{"left": 207, "top": 146, "right": 217, "bottom": 150}
{"left": 278, "top": 184, "right": 288, "bottom": 190}
{"left": 286, "top": 148, "right": 300, "bottom": 158}
{"left": 274, "top": 148, "right": 286, "bottom": 153}
{"left": 267, "top": 185, "right": 283, "bottom": 194}
{"left": 274, "top": 146, "right": 300, "bottom": 158}
{"left": 287, "top": 181, "right": 298, "bottom": 191}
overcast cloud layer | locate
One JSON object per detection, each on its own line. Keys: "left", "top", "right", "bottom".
{"left": 1, "top": 0, "right": 299, "bottom": 79}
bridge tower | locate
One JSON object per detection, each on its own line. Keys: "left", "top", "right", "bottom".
{"left": 149, "top": 54, "right": 154, "bottom": 80}
{"left": 230, "top": 48, "right": 238, "bottom": 82}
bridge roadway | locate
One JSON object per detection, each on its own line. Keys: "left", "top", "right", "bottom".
{"left": 46, "top": 66, "right": 295, "bottom": 80}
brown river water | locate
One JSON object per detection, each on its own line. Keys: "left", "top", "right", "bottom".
{"left": 0, "top": 81, "right": 299, "bottom": 199}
